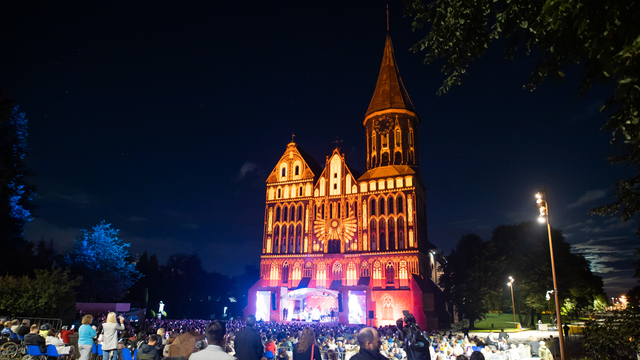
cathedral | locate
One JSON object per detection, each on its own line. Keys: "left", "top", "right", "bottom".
{"left": 244, "top": 32, "right": 448, "bottom": 330}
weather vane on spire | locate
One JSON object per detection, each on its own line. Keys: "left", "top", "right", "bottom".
{"left": 291, "top": 133, "right": 296, "bottom": 142}
{"left": 386, "top": 4, "right": 389, "bottom": 32}
{"left": 332, "top": 136, "right": 343, "bottom": 148}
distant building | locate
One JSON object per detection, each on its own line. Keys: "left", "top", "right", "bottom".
{"left": 244, "top": 32, "right": 449, "bottom": 330}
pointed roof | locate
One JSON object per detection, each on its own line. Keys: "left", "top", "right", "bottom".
{"left": 365, "top": 34, "right": 416, "bottom": 117}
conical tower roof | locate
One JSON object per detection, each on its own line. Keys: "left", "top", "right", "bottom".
{"left": 365, "top": 34, "right": 416, "bottom": 117}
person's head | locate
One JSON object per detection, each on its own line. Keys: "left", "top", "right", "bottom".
{"left": 357, "top": 327, "right": 381, "bottom": 351}
{"left": 82, "top": 315, "right": 93, "bottom": 325}
{"left": 205, "top": 321, "right": 226, "bottom": 346}
{"left": 529, "top": 336, "right": 534, "bottom": 341}
{"left": 3, "top": 321, "right": 10, "bottom": 328}
{"left": 29, "top": 325, "right": 39, "bottom": 333}
{"left": 12, "top": 319, "right": 20, "bottom": 326}
{"left": 297, "top": 328, "right": 316, "bottom": 353}
{"left": 48, "top": 328, "right": 58, "bottom": 338}
{"left": 500, "top": 329, "right": 504, "bottom": 332}
{"left": 470, "top": 351, "right": 485, "bottom": 360}
{"left": 157, "top": 328, "right": 165, "bottom": 337}
{"left": 326, "top": 350, "right": 338, "bottom": 360}
{"left": 245, "top": 314, "right": 256, "bottom": 328}
{"left": 148, "top": 334, "right": 158, "bottom": 345}
{"left": 21, "top": 319, "right": 30, "bottom": 326}
{"left": 106, "top": 312, "right": 117, "bottom": 323}
{"left": 456, "top": 355, "right": 467, "bottom": 360}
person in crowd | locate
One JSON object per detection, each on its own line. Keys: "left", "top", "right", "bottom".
{"left": 39, "top": 323, "right": 51, "bottom": 337}
{"left": 157, "top": 328, "right": 168, "bottom": 345}
{"left": 138, "top": 334, "right": 161, "bottom": 360}
{"left": 190, "top": 321, "right": 235, "bottom": 360}
{"left": 164, "top": 334, "right": 177, "bottom": 357}
{"left": 79, "top": 315, "right": 97, "bottom": 360}
{"left": 265, "top": 336, "right": 276, "bottom": 354}
{"left": 235, "top": 315, "right": 263, "bottom": 360}
{"left": 102, "top": 312, "right": 126, "bottom": 360}
{"left": 326, "top": 350, "right": 338, "bottom": 360}
{"left": 10, "top": 320, "right": 20, "bottom": 334}
{"left": 498, "top": 330, "right": 508, "bottom": 342}
{"left": 292, "top": 328, "right": 321, "bottom": 360}
{"left": 349, "top": 327, "right": 385, "bottom": 360}
{"left": 470, "top": 351, "right": 485, "bottom": 360}
{"left": 60, "top": 325, "right": 75, "bottom": 345}
{"left": 527, "top": 336, "right": 539, "bottom": 357}
{"left": 134, "top": 332, "right": 148, "bottom": 349}
{"left": 24, "top": 324, "right": 47, "bottom": 353}
{"left": 1, "top": 321, "right": 14, "bottom": 339}
{"left": 485, "top": 331, "right": 497, "bottom": 348}
{"left": 17, "top": 320, "right": 30, "bottom": 337}
{"left": 46, "top": 328, "right": 75, "bottom": 356}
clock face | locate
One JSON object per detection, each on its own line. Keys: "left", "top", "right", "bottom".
{"left": 373, "top": 116, "right": 392, "bottom": 134}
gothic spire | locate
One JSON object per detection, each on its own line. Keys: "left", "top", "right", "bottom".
{"left": 365, "top": 34, "right": 416, "bottom": 117}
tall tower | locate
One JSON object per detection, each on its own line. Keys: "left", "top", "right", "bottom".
{"left": 244, "top": 31, "right": 448, "bottom": 331}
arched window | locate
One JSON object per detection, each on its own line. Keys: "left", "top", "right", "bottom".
{"left": 270, "top": 263, "right": 279, "bottom": 287}
{"left": 370, "top": 198, "right": 376, "bottom": 216}
{"left": 371, "top": 155, "right": 377, "bottom": 167}
{"left": 295, "top": 226, "right": 302, "bottom": 253}
{"left": 280, "top": 227, "right": 287, "bottom": 253}
{"left": 281, "top": 167, "right": 286, "bottom": 177}
{"left": 379, "top": 198, "right": 385, "bottom": 215}
{"left": 292, "top": 262, "right": 302, "bottom": 285}
{"left": 295, "top": 166, "right": 300, "bottom": 175}
{"left": 386, "top": 261, "right": 395, "bottom": 284}
{"left": 303, "top": 261, "right": 313, "bottom": 278}
{"left": 397, "top": 196, "right": 404, "bottom": 213}
{"left": 288, "top": 224, "right": 294, "bottom": 253}
{"left": 373, "top": 261, "right": 382, "bottom": 287}
{"left": 395, "top": 128, "right": 402, "bottom": 147}
{"left": 297, "top": 205, "right": 303, "bottom": 222}
{"left": 347, "top": 262, "right": 357, "bottom": 286}
{"left": 273, "top": 225, "right": 280, "bottom": 253}
{"left": 381, "top": 152, "right": 389, "bottom": 166}
{"left": 282, "top": 261, "right": 289, "bottom": 283}
{"left": 275, "top": 207, "right": 281, "bottom": 222}
{"left": 388, "top": 197, "right": 394, "bottom": 214}
{"left": 361, "top": 262, "right": 370, "bottom": 277}
{"left": 399, "top": 260, "right": 409, "bottom": 287}
{"left": 382, "top": 296, "right": 394, "bottom": 319}
{"left": 332, "top": 262, "right": 342, "bottom": 285}
{"left": 398, "top": 217, "right": 405, "bottom": 249}
{"left": 379, "top": 218, "right": 386, "bottom": 251}
{"left": 290, "top": 205, "right": 295, "bottom": 221}
{"left": 316, "top": 262, "right": 327, "bottom": 288}
{"left": 282, "top": 206, "right": 288, "bottom": 222}
{"left": 299, "top": 186, "right": 303, "bottom": 197}
{"left": 277, "top": 188, "right": 282, "bottom": 198}
{"left": 388, "top": 218, "right": 396, "bottom": 251}
{"left": 370, "top": 220, "right": 377, "bottom": 251}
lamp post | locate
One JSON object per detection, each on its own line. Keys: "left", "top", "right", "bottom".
{"left": 536, "top": 190, "right": 566, "bottom": 360}
{"left": 508, "top": 276, "right": 516, "bottom": 328}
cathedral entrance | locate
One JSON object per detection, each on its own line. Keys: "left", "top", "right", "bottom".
{"left": 281, "top": 288, "right": 339, "bottom": 322}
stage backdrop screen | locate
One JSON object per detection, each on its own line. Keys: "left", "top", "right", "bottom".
{"left": 348, "top": 290, "right": 366, "bottom": 325}
{"left": 256, "top": 291, "right": 271, "bottom": 322}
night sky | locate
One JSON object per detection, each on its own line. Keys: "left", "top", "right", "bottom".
{"left": 1, "top": 1, "right": 636, "bottom": 297}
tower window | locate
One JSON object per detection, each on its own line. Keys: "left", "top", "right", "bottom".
{"left": 277, "top": 189, "right": 281, "bottom": 198}
{"left": 395, "top": 128, "right": 401, "bottom": 147}
{"left": 282, "top": 167, "right": 286, "bottom": 177}
{"left": 382, "top": 134, "right": 388, "bottom": 148}
{"left": 299, "top": 186, "right": 303, "bottom": 196}
{"left": 333, "top": 184, "right": 337, "bottom": 190}
{"left": 295, "top": 166, "right": 300, "bottom": 175}
{"left": 334, "top": 173, "right": 337, "bottom": 178}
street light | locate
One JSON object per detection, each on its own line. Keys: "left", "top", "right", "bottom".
{"left": 535, "top": 189, "right": 566, "bottom": 360}
{"left": 508, "top": 276, "right": 516, "bottom": 328}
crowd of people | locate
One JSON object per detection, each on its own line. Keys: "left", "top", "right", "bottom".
{"left": 0, "top": 313, "right": 560, "bottom": 360}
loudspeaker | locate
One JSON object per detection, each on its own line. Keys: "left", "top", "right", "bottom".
{"left": 338, "top": 293, "right": 343, "bottom": 312}
{"left": 368, "top": 310, "right": 374, "bottom": 319}
{"left": 271, "top": 292, "right": 277, "bottom": 311}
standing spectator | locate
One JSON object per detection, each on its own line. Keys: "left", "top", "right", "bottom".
{"left": 235, "top": 315, "right": 263, "bottom": 360}
{"left": 102, "top": 313, "right": 125, "bottom": 360}
{"left": 60, "top": 326, "right": 75, "bottom": 345}
{"left": 190, "top": 321, "right": 235, "bottom": 360}
{"left": 79, "top": 315, "right": 97, "bottom": 360}
{"left": 292, "top": 328, "right": 321, "bottom": 360}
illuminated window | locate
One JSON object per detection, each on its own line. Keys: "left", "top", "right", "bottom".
{"left": 282, "top": 261, "right": 289, "bottom": 283}
{"left": 382, "top": 296, "right": 394, "bottom": 319}
{"left": 373, "top": 261, "right": 382, "bottom": 287}
{"left": 386, "top": 261, "right": 395, "bottom": 284}
{"left": 409, "top": 128, "right": 413, "bottom": 146}
{"left": 292, "top": 262, "right": 302, "bottom": 284}
{"left": 270, "top": 263, "right": 280, "bottom": 286}
{"left": 332, "top": 262, "right": 342, "bottom": 284}
{"left": 346, "top": 175, "right": 352, "bottom": 194}
{"left": 407, "top": 195, "right": 413, "bottom": 225}
{"left": 316, "top": 262, "right": 327, "bottom": 288}
{"left": 320, "top": 177, "right": 326, "bottom": 196}
{"left": 399, "top": 260, "right": 409, "bottom": 288}
{"left": 378, "top": 179, "right": 385, "bottom": 190}
{"left": 409, "top": 229, "right": 414, "bottom": 247}
{"left": 395, "top": 128, "right": 401, "bottom": 147}
{"left": 396, "top": 178, "right": 403, "bottom": 188}
{"left": 303, "top": 262, "right": 313, "bottom": 278}
{"left": 369, "top": 181, "right": 376, "bottom": 191}
{"left": 363, "top": 233, "right": 368, "bottom": 251}
{"left": 347, "top": 262, "right": 357, "bottom": 286}
{"left": 372, "top": 132, "right": 376, "bottom": 152}
{"left": 387, "top": 179, "right": 394, "bottom": 189}
{"left": 305, "top": 184, "right": 312, "bottom": 196}
{"left": 405, "top": 176, "right": 413, "bottom": 187}
{"left": 284, "top": 186, "right": 290, "bottom": 198}
{"left": 268, "top": 188, "right": 275, "bottom": 200}
{"left": 382, "top": 134, "right": 388, "bottom": 148}
{"left": 361, "top": 262, "right": 370, "bottom": 277}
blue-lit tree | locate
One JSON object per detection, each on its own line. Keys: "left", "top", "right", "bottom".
{"left": 0, "top": 89, "right": 35, "bottom": 276}
{"left": 67, "top": 221, "right": 141, "bottom": 302}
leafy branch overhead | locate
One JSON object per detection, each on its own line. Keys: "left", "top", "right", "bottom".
{"left": 403, "top": 0, "right": 640, "bottom": 226}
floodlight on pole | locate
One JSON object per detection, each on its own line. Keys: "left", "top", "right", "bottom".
{"left": 535, "top": 189, "right": 566, "bottom": 360}
{"left": 508, "top": 276, "right": 516, "bottom": 327}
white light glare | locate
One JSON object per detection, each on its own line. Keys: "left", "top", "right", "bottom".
{"left": 535, "top": 193, "right": 542, "bottom": 199}
{"left": 538, "top": 216, "right": 546, "bottom": 223}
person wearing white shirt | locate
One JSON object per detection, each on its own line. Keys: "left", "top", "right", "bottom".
{"left": 190, "top": 321, "right": 236, "bottom": 360}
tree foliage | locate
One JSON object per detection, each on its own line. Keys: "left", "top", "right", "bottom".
{"left": 583, "top": 308, "right": 640, "bottom": 360}
{"left": 0, "top": 268, "right": 80, "bottom": 321}
{"left": 403, "top": 0, "right": 640, "bottom": 229}
{"left": 0, "top": 89, "right": 35, "bottom": 276}
{"left": 66, "top": 221, "right": 140, "bottom": 302}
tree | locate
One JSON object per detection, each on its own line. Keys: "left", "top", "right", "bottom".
{"left": 161, "top": 253, "right": 208, "bottom": 318}
{"left": 0, "top": 268, "right": 81, "bottom": 322}
{"left": 0, "top": 89, "right": 35, "bottom": 275}
{"left": 583, "top": 307, "right": 640, "bottom": 360}
{"left": 403, "top": 0, "right": 640, "bottom": 230}
{"left": 438, "top": 233, "right": 500, "bottom": 328}
{"left": 66, "top": 221, "right": 141, "bottom": 302}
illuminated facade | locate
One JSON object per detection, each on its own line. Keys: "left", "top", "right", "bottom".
{"left": 245, "top": 33, "right": 448, "bottom": 330}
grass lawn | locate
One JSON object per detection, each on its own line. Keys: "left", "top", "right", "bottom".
{"left": 470, "top": 313, "right": 554, "bottom": 331}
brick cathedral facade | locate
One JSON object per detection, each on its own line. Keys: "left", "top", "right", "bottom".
{"left": 244, "top": 33, "right": 448, "bottom": 330}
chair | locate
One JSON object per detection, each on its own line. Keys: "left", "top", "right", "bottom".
{"left": 96, "top": 344, "right": 104, "bottom": 360}
{"left": 47, "top": 344, "right": 64, "bottom": 358}
{"left": 133, "top": 348, "right": 137, "bottom": 360}
{"left": 122, "top": 348, "right": 133, "bottom": 360}
{"left": 265, "top": 351, "right": 274, "bottom": 359}
{"left": 26, "top": 345, "right": 46, "bottom": 360}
